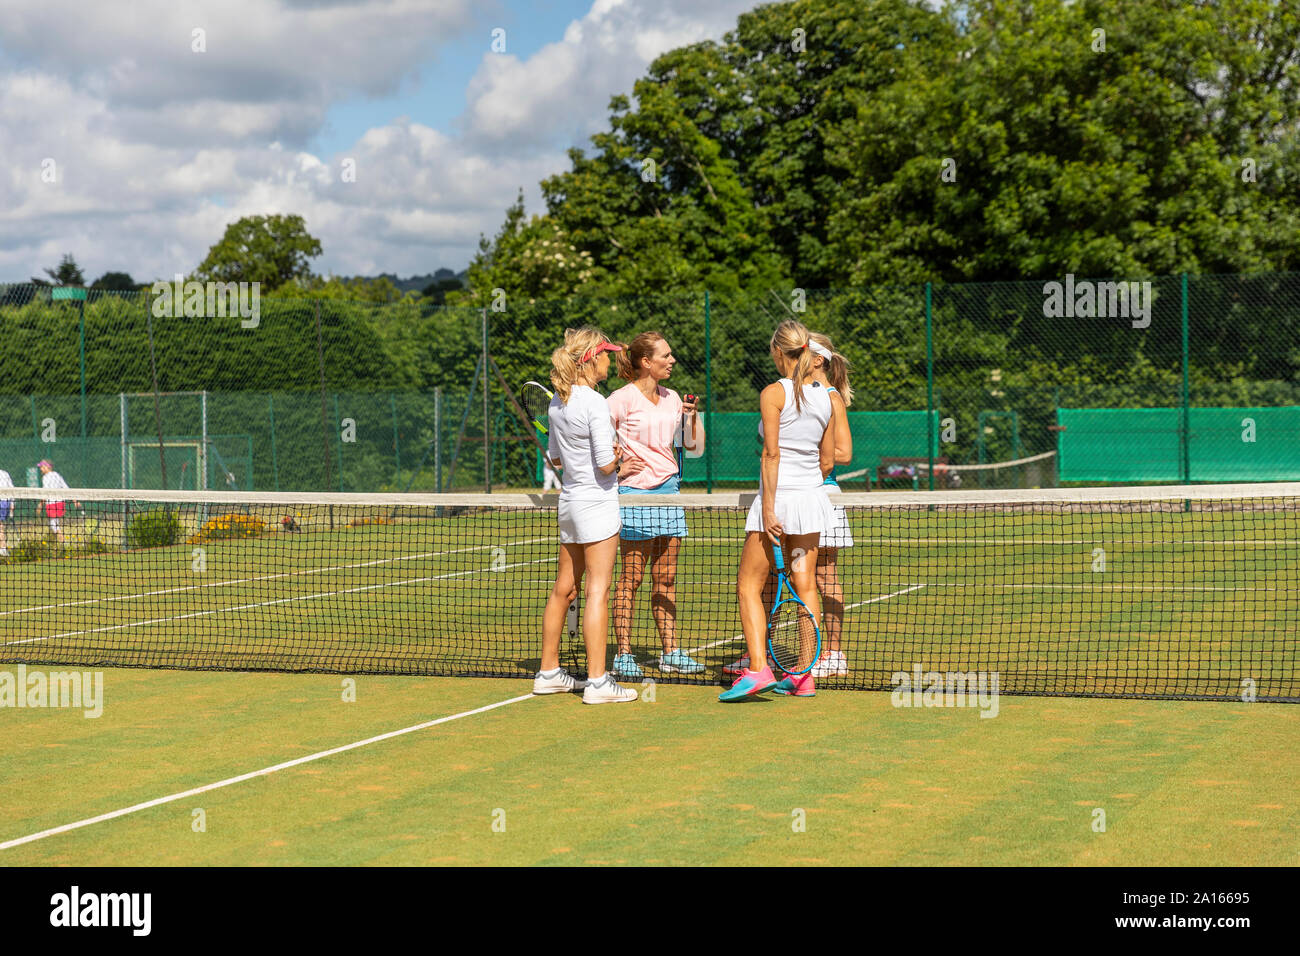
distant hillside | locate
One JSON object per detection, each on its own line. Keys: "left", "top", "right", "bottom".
{"left": 359, "top": 269, "right": 466, "bottom": 294}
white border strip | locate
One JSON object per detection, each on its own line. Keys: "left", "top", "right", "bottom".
{"left": 8, "top": 481, "right": 1300, "bottom": 509}
{"left": 0, "top": 692, "right": 537, "bottom": 851}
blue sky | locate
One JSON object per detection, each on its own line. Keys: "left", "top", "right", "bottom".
{"left": 0, "top": 0, "right": 758, "bottom": 282}
{"left": 312, "top": 0, "right": 596, "bottom": 161}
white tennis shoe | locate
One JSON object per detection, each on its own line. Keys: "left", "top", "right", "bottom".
{"left": 723, "top": 653, "right": 777, "bottom": 675}
{"left": 582, "top": 673, "right": 638, "bottom": 704}
{"left": 810, "top": 650, "right": 849, "bottom": 677}
{"left": 533, "top": 668, "right": 586, "bottom": 695}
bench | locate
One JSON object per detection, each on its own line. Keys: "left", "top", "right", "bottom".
{"left": 876, "top": 456, "right": 955, "bottom": 489}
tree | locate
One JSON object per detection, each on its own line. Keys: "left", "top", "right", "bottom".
{"left": 273, "top": 275, "right": 412, "bottom": 304}
{"left": 33, "top": 253, "right": 86, "bottom": 286}
{"left": 194, "top": 214, "right": 323, "bottom": 291}
{"left": 90, "top": 271, "right": 139, "bottom": 291}
{"left": 421, "top": 278, "right": 463, "bottom": 306}
{"left": 827, "top": 0, "right": 1300, "bottom": 283}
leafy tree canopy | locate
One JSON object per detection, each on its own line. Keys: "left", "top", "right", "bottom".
{"left": 34, "top": 253, "right": 86, "bottom": 287}
{"left": 90, "top": 271, "right": 139, "bottom": 291}
{"left": 460, "top": 0, "right": 1300, "bottom": 295}
{"left": 194, "top": 214, "right": 323, "bottom": 291}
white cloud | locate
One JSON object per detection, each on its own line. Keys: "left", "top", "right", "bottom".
{"left": 462, "top": 0, "right": 753, "bottom": 152}
{"left": 0, "top": 0, "right": 753, "bottom": 282}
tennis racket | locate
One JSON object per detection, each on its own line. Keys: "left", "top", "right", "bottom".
{"left": 676, "top": 393, "right": 696, "bottom": 477}
{"left": 766, "top": 543, "right": 822, "bottom": 676}
{"left": 522, "top": 380, "right": 562, "bottom": 484}
{"left": 522, "top": 381, "right": 553, "bottom": 435}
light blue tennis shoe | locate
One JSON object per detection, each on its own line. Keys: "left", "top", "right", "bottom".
{"left": 659, "top": 649, "right": 704, "bottom": 674}
{"left": 612, "top": 653, "right": 644, "bottom": 681}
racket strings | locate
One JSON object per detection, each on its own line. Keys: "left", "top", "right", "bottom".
{"left": 768, "top": 598, "right": 819, "bottom": 674}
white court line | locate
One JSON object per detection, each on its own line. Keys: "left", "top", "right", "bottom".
{"left": 0, "top": 535, "right": 552, "bottom": 622}
{"left": 0, "top": 691, "right": 538, "bottom": 852}
{"left": 684, "top": 583, "right": 928, "bottom": 656}
{"left": 7, "top": 556, "right": 557, "bottom": 647}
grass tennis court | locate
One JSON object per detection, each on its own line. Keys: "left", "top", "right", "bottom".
{"left": 3, "top": 489, "right": 1297, "bottom": 866}
{"left": 2, "top": 671, "right": 1297, "bottom": 866}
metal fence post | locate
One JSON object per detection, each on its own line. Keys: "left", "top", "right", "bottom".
{"left": 482, "top": 308, "right": 491, "bottom": 494}
{"left": 925, "top": 282, "right": 935, "bottom": 491}
{"left": 1181, "top": 272, "right": 1191, "bottom": 485}
{"left": 705, "top": 290, "right": 713, "bottom": 493}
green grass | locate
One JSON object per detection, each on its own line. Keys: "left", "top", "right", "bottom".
{"left": 1, "top": 503, "right": 1296, "bottom": 699}
{"left": 1, "top": 670, "right": 1296, "bottom": 865}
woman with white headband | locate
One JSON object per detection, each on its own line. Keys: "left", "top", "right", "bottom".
{"left": 808, "top": 331, "right": 854, "bottom": 678}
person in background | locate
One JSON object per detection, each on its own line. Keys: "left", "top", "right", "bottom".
{"left": 0, "top": 466, "right": 12, "bottom": 557}
{"left": 808, "top": 332, "right": 854, "bottom": 678}
{"left": 723, "top": 319, "right": 835, "bottom": 701}
{"left": 541, "top": 457, "right": 561, "bottom": 492}
{"left": 607, "top": 332, "right": 706, "bottom": 680}
{"left": 37, "top": 459, "right": 78, "bottom": 544}
{"left": 533, "top": 327, "right": 638, "bottom": 705}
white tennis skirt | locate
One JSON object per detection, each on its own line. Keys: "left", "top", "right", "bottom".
{"left": 744, "top": 486, "right": 836, "bottom": 537}
{"left": 558, "top": 495, "right": 620, "bottom": 544}
{"left": 823, "top": 503, "right": 854, "bottom": 549}
{"left": 821, "top": 481, "right": 854, "bottom": 549}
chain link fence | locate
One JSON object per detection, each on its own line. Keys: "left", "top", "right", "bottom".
{"left": 2, "top": 273, "right": 1297, "bottom": 491}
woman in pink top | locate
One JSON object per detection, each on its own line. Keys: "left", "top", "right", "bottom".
{"left": 607, "top": 332, "right": 706, "bottom": 680}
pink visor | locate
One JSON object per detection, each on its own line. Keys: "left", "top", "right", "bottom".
{"left": 580, "top": 342, "right": 623, "bottom": 363}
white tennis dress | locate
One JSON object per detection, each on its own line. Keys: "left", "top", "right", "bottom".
{"left": 745, "top": 378, "right": 836, "bottom": 535}
{"left": 548, "top": 385, "right": 620, "bottom": 544}
{"left": 821, "top": 385, "right": 854, "bottom": 549}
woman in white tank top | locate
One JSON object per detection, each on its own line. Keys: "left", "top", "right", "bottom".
{"left": 721, "top": 320, "right": 836, "bottom": 702}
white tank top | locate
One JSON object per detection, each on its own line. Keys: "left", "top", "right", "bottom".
{"left": 757, "top": 379, "right": 831, "bottom": 491}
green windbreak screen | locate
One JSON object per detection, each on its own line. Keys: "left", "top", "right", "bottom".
{"left": 1058, "top": 407, "right": 1300, "bottom": 482}
{"left": 679, "top": 409, "right": 937, "bottom": 483}
{"left": 536, "top": 410, "right": 939, "bottom": 484}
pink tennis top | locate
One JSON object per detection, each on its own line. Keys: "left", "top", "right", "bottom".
{"left": 607, "top": 383, "right": 683, "bottom": 489}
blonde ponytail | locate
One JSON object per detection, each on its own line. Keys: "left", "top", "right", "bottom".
{"left": 550, "top": 326, "right": 612, "bottom": 403}
{"left": 810, "top": 331, "right": 854, "bottom": 407}
{"left": 770, "top": 318, "right": 815, "bottom": 412}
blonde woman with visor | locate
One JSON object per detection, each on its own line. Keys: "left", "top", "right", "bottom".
{"left": 533, "top": 327, "right": 639, "bottom": 705}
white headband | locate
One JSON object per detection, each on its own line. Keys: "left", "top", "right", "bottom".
{"left": 809, "top": 342, "right": 833, "bottom": 361}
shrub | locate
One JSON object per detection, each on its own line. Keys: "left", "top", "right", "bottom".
{"left": 127, "top": 508, "right": 183, "bottom": 549}
{"left": 189, "top": 513, "right": 266, "bottom": 544}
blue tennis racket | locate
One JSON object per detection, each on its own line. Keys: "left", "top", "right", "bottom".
{"left": 766, "top": 543, "right": 821, "bottom": 676}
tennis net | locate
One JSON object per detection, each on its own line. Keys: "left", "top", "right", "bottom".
{"left": 1, "top": 485, "right": 1296, "bottom": 702}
